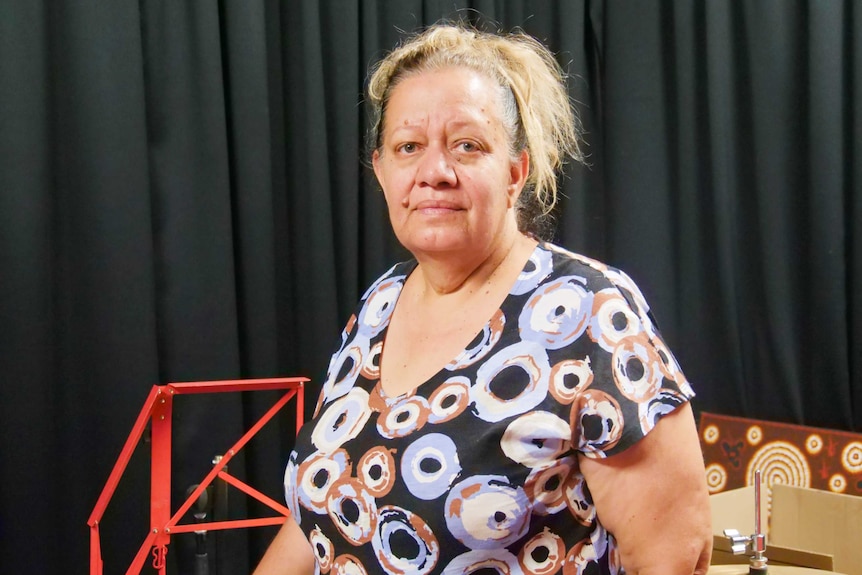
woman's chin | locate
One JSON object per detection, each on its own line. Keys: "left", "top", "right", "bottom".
{"left": 401, "top": 236, "right": 476, "bottom": 259}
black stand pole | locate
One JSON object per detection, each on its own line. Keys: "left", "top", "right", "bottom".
{"left": 186, "top": 483, "right": 211, "bottom": 575}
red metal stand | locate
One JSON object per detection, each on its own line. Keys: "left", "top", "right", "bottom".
{"left": 87, "top": 377, "right": 307, "bottom": 575}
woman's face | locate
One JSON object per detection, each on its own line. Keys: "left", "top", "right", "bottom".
{"left": 372, "top": 67, "right": 528, "bottom": 262}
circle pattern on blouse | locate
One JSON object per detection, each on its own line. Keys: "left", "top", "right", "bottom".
{"left": 428, "top": 377, "right": 470, "bottom": 424}
{"left": 377, "top": 395, "right": 431, "bottom": 439}
{"left": 310, "top": 525, "right": 334, "bottom": 572}
{"left": 444, "top": 474, "right": 532, "bottom": 549}
{"left": 524, "top": 456, "right": 576, "bottom": 516}
{"left": 357, "top": 446, "right": 396, "bottom": 497}
{"left": 285, "top": 243, "right": 694, "bottom": 575}
{"left": 472, "top": 341, "right": 550, "bottom": 423}
{"left": 588, "top": 288, "right": 642, "bottom": 353}
{"left": 572, "top": 390, "right": 624, "bottom": 456}
{"left": 549, "top": 358, "right": 594, "bottom": 405}
{"left": 443, "top": 548, "right": 523, "bottom": 574}
{"left": 311, "top": 387, "right": 372, "bottom": 453}
{"left": 448, "top": 309, "right": 506, "bottom": 370}
{"left": 401, "top": 433, "right": 462, "bottom": 501}
{"left": 296, "top": 449, "right": 351, "bottom": 514}
{"left": 500, "top": 411, "right": 571, "bottom": 468}
{"left": 372, "top": 505, "right": 440, "bottom": 575}
{"left": 358, "top": 276, "right": 403, "bottom": 337}
{"left": 519, "top": 276, "right": 593, "bottom": 350}
{"left": 321, "top": 335, "right": 371, "bottom": 405}
{"left": 326, "top": 477, "right": 378, "bottom": 545}
{"left": 518, "top": 528, "right": 565, "bottom": 575}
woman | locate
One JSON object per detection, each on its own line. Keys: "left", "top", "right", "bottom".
{"left": 255, "top": 24, "right": 712, "bottom": 575}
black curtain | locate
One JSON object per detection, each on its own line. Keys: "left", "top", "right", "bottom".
{"left": 1, "top": 1, "right": 858, "bottom": 573}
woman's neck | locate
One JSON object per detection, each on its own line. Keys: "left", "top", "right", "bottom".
{"left": 410, "top": 232, "right": 537, "bottom": 299}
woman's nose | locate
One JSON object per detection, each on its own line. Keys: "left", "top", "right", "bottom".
{"left": 416, "top": 145, "right": 457, "bottom": 188}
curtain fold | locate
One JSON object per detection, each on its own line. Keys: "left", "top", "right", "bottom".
{"left": 0, "top": 1, "right": 858, "bottom": 572}
{"left": 851, "top": 0, "right": 862, "bottom": 428}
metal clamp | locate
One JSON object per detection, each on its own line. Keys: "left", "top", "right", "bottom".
{"left": 722, "top": 470, "right": 768, "bottom": 574}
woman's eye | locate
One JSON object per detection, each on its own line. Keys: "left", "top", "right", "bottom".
{"left": 397, "top": 143, "right": 417, "bottom": 154}
{"left": 457, "top": 141, "right": 479, "bottom": 153}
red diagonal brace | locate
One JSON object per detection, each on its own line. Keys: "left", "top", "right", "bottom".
{"left": 88, "top": 377, "right": 307, "bottom": 575}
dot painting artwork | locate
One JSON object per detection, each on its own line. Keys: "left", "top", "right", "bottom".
{"left": 699, "top": 411, "right": 862, "bottom": 497}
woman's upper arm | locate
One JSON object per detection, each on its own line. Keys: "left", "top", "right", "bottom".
{"left": 252, "top": 515, "right": 316, "bottom": 575}
{"left": 578, "top": 403, "right": 713, "bottom": 575}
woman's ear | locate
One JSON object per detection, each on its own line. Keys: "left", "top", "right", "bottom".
{"left": 372, "top": 149, "right": 382, "bottom": 186}
{"left": 507, "top": 150, "right": 530, "bottom": 208}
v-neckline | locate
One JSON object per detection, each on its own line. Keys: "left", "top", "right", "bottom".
{"left": 374, "top": 242, "right": 542, "bottom": 400}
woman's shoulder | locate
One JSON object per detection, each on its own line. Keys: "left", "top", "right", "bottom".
{"left": 538, "top": 242, "right": 650, "bottom": 306}
{"left": 359, "top": 259, "right": 417, "bottom": 301}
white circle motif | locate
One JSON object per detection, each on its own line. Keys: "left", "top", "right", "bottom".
{"left": 805, "top": 434, "right": 823, "bottom": 455}
{"left": 703, "top": 424, "right": 720, "bottom": 445}
{"left": 747, "top": 441, "right": 811, "bottom": 489}
{"left": 829, "top": 474, "right": 847, "bottom": 493}
{"left": 842, "top": 441, "right": 862, "bottom": 473}
{"left": 747, "top": 426, "right": 763, "bottom": 446}
{"left": 704, "top": 463, "right": 728, "bottom": 493}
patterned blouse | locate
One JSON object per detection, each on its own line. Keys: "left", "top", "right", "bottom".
{"left": 284, "top": 242, "right": 694, "bottom": 575}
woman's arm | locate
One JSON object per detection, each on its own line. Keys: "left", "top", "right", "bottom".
{"left": 579, "top": 403, "right": 712, "bottom": 575}
{"left": 252, "top": 516, "right": 316, "bottom": 575}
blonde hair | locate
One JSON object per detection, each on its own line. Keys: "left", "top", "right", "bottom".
{"left": 366, "top": 23, "right": 583, "bottom": 237}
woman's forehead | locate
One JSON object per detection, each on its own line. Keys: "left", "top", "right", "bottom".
{"left": 391, "top": 65, "right": 498, "bottom": 95}
{"left": 383, "top": 68, "right": 505, "bottom": 128}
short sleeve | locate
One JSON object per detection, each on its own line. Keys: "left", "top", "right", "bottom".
{"left": 555, "top": 254, "right": 695, "bottom": 459}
